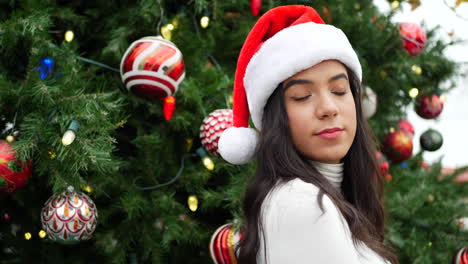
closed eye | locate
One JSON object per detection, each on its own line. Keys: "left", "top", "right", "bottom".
{"left": 333, "top": 91, "right": 347, "bottom": 96}
{"left": 292, "top": 95, "right": 311, "bottom": 101}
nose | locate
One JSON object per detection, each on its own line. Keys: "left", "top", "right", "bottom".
{"left": 315, "top": 94, "right": 338, "bottom": 119}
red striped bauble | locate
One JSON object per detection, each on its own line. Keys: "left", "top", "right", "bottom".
{"left": 0, "top": 140, "right": 32, "bottom": 193}
{"left": 454, "top": 247, "right": 468, "bottom": 264}
{"left": 209, "top": 223, "right": 242, "bottom": 264}
{"left": 120, "top": 36, "right": 185, "bottom": 100}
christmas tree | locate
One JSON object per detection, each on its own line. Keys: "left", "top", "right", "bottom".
{"left": 1, "top": 0, "right": 467, "bottom": 263}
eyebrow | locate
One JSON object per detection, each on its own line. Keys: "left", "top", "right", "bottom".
{"left": 283, "top": 73, "right": 348, "bottom": 91}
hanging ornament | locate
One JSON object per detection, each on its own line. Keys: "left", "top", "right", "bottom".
{"left": 250, "top": 0, "right": 262, "bottom": 16}
{"left": 420, "top": 128, "right": 443, "bottom": 151}
{"left": 453, "top": 247, "right": 468, "bottom": 264}
{"left": 0, "top": 141, "right": 32, "bottom": 192}
{"left": 163, "top": 96, "right": 176, "bottom": 121}
{"left": 398, "top": 120, "right": 415, "bottom": 138}
{"left": 382, "top": 130, "right": 413, "bottom": 163}
{"left": 209, "top": 223, "right": 242, "bottom": 264}
{"left": 41, "top": 186, "right": 98, "bottom": 244}
{"left": 120, "top": 36, "right": 185, "bottom": 100}
{"left": 415, "top": 94, "right": 444, "bottom": 119}
{"left": 200, "top": 109, "right": 234, "bottom": 156}
{"left": 361, "top": 86, "right": 377, "bottom": 118}
{"left": 400, "top": 22, "right": 426, "bottom": 56}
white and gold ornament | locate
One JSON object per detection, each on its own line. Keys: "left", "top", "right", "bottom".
{"left": 361, "top": 86, "right": 377, "bottom": 118}
{"left": 41, "top": 186, "right": 98, "bottom": 244}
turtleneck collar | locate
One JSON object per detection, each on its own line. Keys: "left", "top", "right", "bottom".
{"left": 309, "top": 160, "right": 344, "bottom": 189}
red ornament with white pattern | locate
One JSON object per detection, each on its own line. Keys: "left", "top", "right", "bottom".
{"left": 415, "top": 94, "right": 444, "bottom": 119}
{"left": 41, "top": 186, "right": 98, "bottom": 244}
{"left": 0, "top": 140, "right": 32, "bottom": 193}
{"left": 453, "top": 247, "right": 468, "bottom": 264}
{"left": 120, "top": 36, "right": 185, "bottom": 100}
{"left": 209, "top": 223, "right": 242, "bottom": 264}
{"left": 400, "top": 22, "right": 426, "bottom": 56}
{"left": 398, "top": 120, "right": 415, "bottom": 137}
{"left": 200, "top": 109, "right": 233, "bottom": 156}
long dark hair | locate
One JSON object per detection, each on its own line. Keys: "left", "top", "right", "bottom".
{"left": 236, "top": 66, "right": 399, "bottom": 264}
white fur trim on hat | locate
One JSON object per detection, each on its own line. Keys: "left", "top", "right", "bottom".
{"left": 244, "top": 22, "right": 362, "bottom": 130}
{"left": 218, "top": 127, "right": 258, "bottom": 165}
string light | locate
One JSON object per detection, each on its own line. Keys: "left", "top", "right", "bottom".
{"left": 187, "top": 195, "right": 198, "bottom": 212}
{"left": 391, "top": 1, "right": 400, "bottom": 9}
{"left": 196, "top": 147, "right": 214, "bottom": 171}
{"left": 409, "top": 88, "right": 419, "bottom": 98}
{"left": 64, "top": 30, "right": 74, "bottom": 42}
{"left": 40, "top": 58, "right": 54, "bottom": 80}
{"left": 62, "top": 119, "right": 80, "bottom": 146}
{"left": 200, "top": 16, "right": 210, "bottom": 28}
{"left": 6, "top": 135, "right": 14, "bottom": 143}
{"left": 24, "top": 232, "right": 32, "bottom": 240}
{"left": 161, "top": 24, "right": 175, "bottom": 41}
{"left": 440, "top": 95, "right": 447, "bottom": 103}
{"left": 411, "top": 65, "right": 422, "bottom": 74}
{"left": 38, "top": 230, "right": 47, "bottom": 238}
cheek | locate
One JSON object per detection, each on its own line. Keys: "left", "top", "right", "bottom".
{"left": 344, "top": 97, "right": 357, "bottom": 134}
{"left": 286, "top": 105, "right": 310, "bottom": 142}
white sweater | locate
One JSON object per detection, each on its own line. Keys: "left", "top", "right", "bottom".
{"left": 257, "top": 162, "right": 390, "bottom": 264}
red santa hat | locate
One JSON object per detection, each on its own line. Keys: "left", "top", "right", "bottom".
{"left": 218, "top": 5, "right": 362, "bottom": 165}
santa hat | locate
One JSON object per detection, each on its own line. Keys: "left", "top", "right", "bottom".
{"left": 218, "top": 5, "right": 362, "bottom": 165}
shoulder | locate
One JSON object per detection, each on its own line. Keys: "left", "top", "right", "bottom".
{"left": 262, "top": 178, "right": 340, "bottom": 223}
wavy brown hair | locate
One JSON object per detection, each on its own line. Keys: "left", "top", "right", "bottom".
{"left": 236, "top": 66, "right": 399, "bottom": 264}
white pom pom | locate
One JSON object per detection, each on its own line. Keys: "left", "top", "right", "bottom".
{"left": 218, "top": 127, "right": 258, "bottom": 165}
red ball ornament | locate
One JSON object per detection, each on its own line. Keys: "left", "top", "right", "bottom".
{"left": 453, "top": 247, "right": 468, "bottom": 264}
{"left": 120, "top": 36, "right": 185, "bottom": 100}
{"left": 415, "top": 94, "right": 444, "bottom": 119}
{"left": 375, "top": 151, "right": 390, "bottom": 175}
{"left": 41, "top": 186, "right": 98, "bottom": 244}
{"left": 400, "top": 22, "right": 426, "bottom": 56}
{"left": 398, "top": 120, "right": 414, "bottom": 137}
{"left": 251, "top": 0, "right": 262, "bottom": 16}
{"left": 0, "top": 141, "right": 32, "bottom": 193}
{"left": 200, "top": 109, "right": 233, "bottom": 156}
{"left": 209, "top": 223, "right": 242, "bottom": 264}
{"left": 382, "top": 130, "right": 413, "bottom": 163}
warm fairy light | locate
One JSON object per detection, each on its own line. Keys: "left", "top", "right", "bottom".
{"left": 83, "top": 185, "right": 93, "bottom": 193}
{"left": 203, "top": 157, "right": 215, "bottom": 171}
{"left": 440, "top": 95, "right": 447, "bottom": 103}
{"left": 200, "top": 16, "right": 210, "bottom": 28}
{"left": 38, "top": 230, "right": 47, "bottom": 238}
{"left": 411, "top": 65, "right": 422, "bottom": 74}
{"left": 64, "top": 30, "right": 74, "bottom": 42}
{"left": 62, "top": 130, "right": 76, "bottom": 146}
{"left": 228, "top": 95, "right": 233, "bottom": 105}
{"left": 391, "top": 1, "right": 400, "bottom": 9}
{"left": 6, "top": 135, "right": 14, "bottom": 143}
{"left": 167, "top": 23, "right": 174, "bottom": 31}
{"left": 24, "top": 232, "right": 32, "bottom": 240}
{"left": 48, "top": 151, "right": 57, "bottom": 159}
{"left": 389, "top": 127, "right": 395, "bottom": 133}
{"left": 409, "top": 88, "right": 419, "bottom": 98}
{"left": 161, "top": 25, "right": 172, "bottom": 41}
{"left": 187, "top": 195, "right": 198, "bottom": 212}
{"left": 62, "top": 120, "right": 80, "bottom": 146}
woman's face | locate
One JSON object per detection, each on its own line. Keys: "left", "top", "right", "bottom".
{"left": 283, "top": 60, "right": 357, "bottom": 164}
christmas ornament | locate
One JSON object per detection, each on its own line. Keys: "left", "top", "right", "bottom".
{"left": 457, "top": 217, "right": 468, "bottom": 231}
{"left": 163, "top": 96, "right": 176, "bottom": 121}
{"left": 453, "top": 247, "right": 468, "bottom": 264}
{"left": 375, "top": 151, "right": 389, "bottom": 175}
{"left": 209, "top": 223, "right": 242, "bottom": 264}
{"left": 251, "top": 0, "right": 262, "bottom": 16}
{"left": 41, "top": 186, "right": 98, "bottom": 244}
{"left": 0, "top": 141, "right": 32, "bottom": 192}
{"left": 420, "top": 128, "right": 443, "bottom": 151}
{"left": 400, "top": 22, "right": 426, "bottom": 56}
{"left": 362, "top": 86, "right": 377, "bottom": 118}
{"left": 382, "top": 130, "right": 413, "bottom": 163}
{"left": 398, "top": 120, "right": 414, "bottom": 137}
{"left": 415, "top": 94, "right": 444, "bottom": 119}
{"left": 200, "top": 109, "right": 233, "bottom": 156}
{"left": 120, "top": 36, "right": 185, "bottom": 100}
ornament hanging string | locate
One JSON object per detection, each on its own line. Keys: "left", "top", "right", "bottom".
{"left": 133, "top": 153, "right": 197, "bottom": 190}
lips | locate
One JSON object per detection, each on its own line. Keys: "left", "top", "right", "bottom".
{"left": 316, "top": 127, "right": 344, "bottom": 135}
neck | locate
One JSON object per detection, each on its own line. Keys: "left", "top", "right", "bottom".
{"left": 309, "top": 160, "right": 344, "bottom": 189}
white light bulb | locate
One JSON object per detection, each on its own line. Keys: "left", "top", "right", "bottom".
{"left": 62, "top": 130, "right": 76, "bottom": 146}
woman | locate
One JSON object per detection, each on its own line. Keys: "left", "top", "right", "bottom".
{"left": 217, "top": 5, "right": 399, "bottom": 264}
